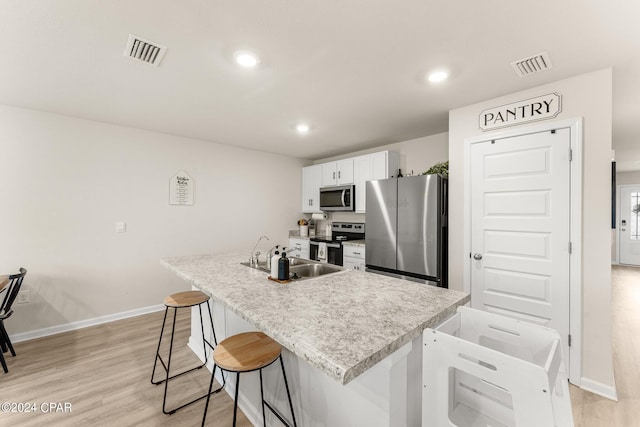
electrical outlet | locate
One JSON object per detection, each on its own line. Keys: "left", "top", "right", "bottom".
{"left": 17, "top": 289, "right": 30, "bottom": 304}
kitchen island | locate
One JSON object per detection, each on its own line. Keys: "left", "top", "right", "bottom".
{"left": 162, "top": 253, "right": 470, "bottom": 426}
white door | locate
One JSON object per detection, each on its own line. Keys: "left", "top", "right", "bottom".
{"left": 619, "top": 185, "right": 640, "bottom": 265}
{"left": 470, "top": 128, "right": 571, "bottom": 369}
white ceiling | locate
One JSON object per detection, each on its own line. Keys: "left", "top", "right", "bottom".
{"left": 1, "top": 0, "right": 639, "bottom": 168}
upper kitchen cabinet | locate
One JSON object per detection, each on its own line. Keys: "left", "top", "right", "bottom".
{"left": 354, "top": 151, "right": 399, "bottom": 213}
{"left": 302, "top": 164, "right": 322, "bottom": 213}
{"left": 303, "top": 151, "right": 397, "bottom": 213}
{"left": 321, "top": 159, "right": 354, "bottom": 187}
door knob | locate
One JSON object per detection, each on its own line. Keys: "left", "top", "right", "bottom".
{"left": 473, "top": 253, "right": 483, "bottom": 260}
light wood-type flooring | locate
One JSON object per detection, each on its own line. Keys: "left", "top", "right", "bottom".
{"left": 1, "top": 265, "right": 639, "bottom": 426}
{"left": 569, "top": 264, "right": 640, "bottom": 427}
{"left": 0, "top": 308, "right": 250, "bottom": 426}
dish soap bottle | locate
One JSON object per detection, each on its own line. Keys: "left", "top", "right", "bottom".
{"left": 270, "top": 247, "right": 280, "bottom": 279}
{"left": 278, "top": 252, "right": 289, "bottom": 281}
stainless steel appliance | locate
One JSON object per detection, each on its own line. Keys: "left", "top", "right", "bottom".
{"left": 365, "top": 175, "right": 447, "bottom": 287}
{"left": 319, "top": 185, "right": 355, "bottom": 211}
{"left": 310, "top": 222, "right": 365, "bottom": 266}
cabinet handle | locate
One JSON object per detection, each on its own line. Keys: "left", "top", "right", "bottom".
{"left": 333, "top": 172, "right": 336, "bottom": 180}
{"left": 353, "top": 251, "right": 361, "bottom": 255}
{"left": 338, "top": 171, "right": 341, "bottom": 179}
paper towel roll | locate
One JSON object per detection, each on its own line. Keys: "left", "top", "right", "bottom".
{"left": 311, "top": 213, "right": 328, "bottom": 220}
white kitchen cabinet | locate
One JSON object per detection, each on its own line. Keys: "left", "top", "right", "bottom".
{"left": 321, "top": 159, "right": 354, "bottom": 187}
{"left": 289, "top": 237, "right": 310, "bottom": 259}
{"left": 343, "top": 244, "right": 365, "bottom": 271}
{"left": 354, "top": 151, "right": 400, "bottom": 213}
{"left": 303, "top": 151, "right": 397, "bottom": 213}
{"left": 301, "top": 164, "right": 322, "bottom": 213}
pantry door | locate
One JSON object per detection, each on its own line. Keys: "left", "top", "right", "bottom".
{"left": 619, "top": 185, "right": 640, "bottom": 266}
{"left": 470, "top": 127, "right": 572, "bottom": 372}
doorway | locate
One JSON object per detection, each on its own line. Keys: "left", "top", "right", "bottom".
{"left": 464, "top": 118, "right": 582, "bottom": 385}
{"left": 618, "top": 185, "right": 640, "bottom": 266}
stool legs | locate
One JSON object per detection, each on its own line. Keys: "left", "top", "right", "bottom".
{"left": 0, "top": 322, "right": 16, "bottom": 356}
{"left": 233, "top": 372, "right": 241, "bottom": 426}
{"left": 279, "top": 356, "right": 298, "bottom": 427}
{"left": 0, "top": 346, "right": 7, "bottom": 373}
{"left": 202, "top": 355, "right": 297, "bottom": 427}
{"left": 151, "top": 302, "right": 224, "bottom": 415}
{"left": 201, "top": 364, "right": 217, "bottom": 427}
{"left": 261, "top": 356, "right": 297, "bottom": 427}
{"left": 150, "top": 307, "right": 170, "bottom": 386}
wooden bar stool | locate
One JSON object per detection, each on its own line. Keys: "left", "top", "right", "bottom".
{"left": 151, "top": 290, "right": 225, "bottom": 414}
{"left": 202, "top": 331, "right": 297, "bottom": 427}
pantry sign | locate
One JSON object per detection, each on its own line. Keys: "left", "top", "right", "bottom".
{"left": 479, "top": 92, "right": 562, "bottom": 131}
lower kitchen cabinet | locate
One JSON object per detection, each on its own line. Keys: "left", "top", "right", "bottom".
{"left": 289, "top": 237, "right": 310, "bottom": 259}
{"left": 343, "top": 243, "right": 365, "bottom": 271}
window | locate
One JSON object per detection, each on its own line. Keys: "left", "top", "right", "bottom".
{"left": 631, "top": 192, "right": 640, "bottom": 240}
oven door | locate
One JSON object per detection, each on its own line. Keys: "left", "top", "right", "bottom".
{"left": 319, "top": 185, "right": 355, "bottom": 211}
{"left": 326, "top": 243, "right": 343, "bottom": 266}
{"left": 309, "top": 241, "right": 343, "bottom": 266}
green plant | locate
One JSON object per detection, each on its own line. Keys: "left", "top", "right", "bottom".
{"left": 422, "top": 160, "right": 449, "bottom": 176}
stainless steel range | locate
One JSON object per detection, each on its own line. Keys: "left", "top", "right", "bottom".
{"left": 309, "top": 222, "right": 365, "bottom": 266}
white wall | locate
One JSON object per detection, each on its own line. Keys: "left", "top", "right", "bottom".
{"left": 616, "top": 170, "right": 640, "bottom": 185}
{"left": 0, "top": 105, "right": 305, "bottom": 335}
{"left": 449, "top": 69, "right": 615, "bottom": 393}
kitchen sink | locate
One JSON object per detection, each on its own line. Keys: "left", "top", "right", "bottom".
{"left": 288, "top": 257, "right": 313, "bottom": 266}
{"left": 289, "top": 263, "right": 342, "bottom": 278}
{"left": 241, "top": 258, "right": 343, "bottom": 280}
{"left": 239, "top": 261, "right": 270, "bottom": 273}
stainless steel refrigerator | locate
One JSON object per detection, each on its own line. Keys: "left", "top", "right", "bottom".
{"left": 365, "top": 175, "right": 447, "bottom": 287}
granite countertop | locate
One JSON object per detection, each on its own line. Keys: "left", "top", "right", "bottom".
{"left": 161, "top": 252, "right": 469, "bottom": 385}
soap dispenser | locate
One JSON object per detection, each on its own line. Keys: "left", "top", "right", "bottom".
{"left": 267, "top": 245, "right": 279, "bottom": 270}
{"left": 278, "top": 252, "right": 289, "bottom": 281}
{"left": 270, "top": 247, "right": 280, "bottom": 279}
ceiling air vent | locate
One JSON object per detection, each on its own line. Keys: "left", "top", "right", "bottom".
{"left": 511, "top": 52, "right": 552, "bottom": 77}
{"left": 124, "top": 34, "right": 167, "bottom": 66}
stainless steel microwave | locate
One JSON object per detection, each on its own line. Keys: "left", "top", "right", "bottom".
{"left": 319, "top": 185, "right": 355, "bottom": 211}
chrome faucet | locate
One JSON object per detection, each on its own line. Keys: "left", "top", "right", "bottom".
{"left": 249, "top": 235, "right": 270, "bottom": 267}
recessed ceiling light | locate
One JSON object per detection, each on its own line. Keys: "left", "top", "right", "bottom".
{"left": 295, "top": 123, "right": 310, "bottom": 134}
{"left": 234, "top": 51, "right": 260, "bottom": 68}
{"left": 427, "top": 70, "right": 449, "bottom": 83}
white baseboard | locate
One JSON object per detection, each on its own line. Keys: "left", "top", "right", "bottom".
{"left": 580, "top": 377, "right": 619, "bottom": 401}
{"left": 10, "top": 304, "right": 165, "bottom": 344}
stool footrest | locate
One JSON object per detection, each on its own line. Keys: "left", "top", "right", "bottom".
{"left": 165, "top": 382, "right": 225, "bottom": 415}
{"left": 150, "top": 358, "right": 206, "bottom": 386}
